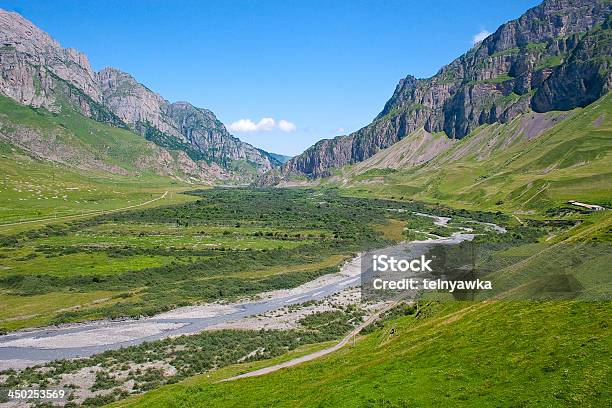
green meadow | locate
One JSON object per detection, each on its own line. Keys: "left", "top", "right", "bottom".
{"left": 0, "top": 94, "right": 202, "bottom": 228}
{"left": 0, "top": 144, "right": 196, "bottom": 229}
{"left": 107, "top": 203, "right": 611, "bottom": 408}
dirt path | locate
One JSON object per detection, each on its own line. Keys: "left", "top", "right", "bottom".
{"left": 0, "top": 191, "right": 168, "bottom": 228}
{"left": 221, "top": 299, "right": 402, "bottom": 382}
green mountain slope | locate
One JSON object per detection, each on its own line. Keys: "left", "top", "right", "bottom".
{"left": 334, "top": 94, "right": 611, "bottom": 212}
{"left": 0, "top": 94, "right": 230, "bottom": 180}
{"left": 0, "top": 95, "right": 204, "bottom": 225}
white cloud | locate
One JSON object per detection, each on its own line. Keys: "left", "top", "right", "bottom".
{"left": 336, "top": 127, "right": 346, "bottom": 133}
{"left": 257, "top": 117, "right": 276, "bottom": 131}
{"left": 278, "top": 119, "right": 296, "bottom": 132}
{"left": 228, "top": 117, "right": 296, "bottom": 133}
{"left": 472, "top": 30, "right": 491, "bottom": 45}
{"left": 228, "top": 119, "right": 258, "bottom": 132}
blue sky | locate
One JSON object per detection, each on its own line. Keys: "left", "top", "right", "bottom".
{"left": 2, "top": 0, "right": 540, "bottom": 156}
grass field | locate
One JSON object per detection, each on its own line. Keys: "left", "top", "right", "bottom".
{"left": 0, "top": 142, "right": 197, "bottom": 229}
{"left": 0, "top": 290, "right": 126, "bottom": 332}
{"left": 0, "top": 93, "right": 213, "bottom": 229}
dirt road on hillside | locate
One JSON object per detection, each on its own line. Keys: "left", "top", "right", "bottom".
{"left": 221, "top": 299, "right": 402, "bottom": 382}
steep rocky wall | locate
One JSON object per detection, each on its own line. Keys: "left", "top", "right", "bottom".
{"left": 278, "top": 0, "right": 612, "bottom": 179}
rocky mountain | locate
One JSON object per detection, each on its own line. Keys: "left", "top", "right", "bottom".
{"left": 97, "top": 68, "right": 278, "bottom": 171}
{"left": 271, "top": 0, "right": 611, "bottom": 181}
{"left": 0, "top": 10, "right": 122, "bottom": 125}
{"left": 0, "top": 9, "right": 277, "bottom": 181}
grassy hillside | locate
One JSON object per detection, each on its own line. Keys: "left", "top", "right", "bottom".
{"left": 0, "top": 94, "right": 163, "bottom": 173}
{"left": 333, "top": 95, "right": 611, "bottom": 213}
{"left": 0, "top": 145, "right": 196, "bottom": 227}
{"left": 113, "top": 301, "right": 609, "bottom": 408}
{"left": 0, "top": 95, "right": 211, "bottom": 228}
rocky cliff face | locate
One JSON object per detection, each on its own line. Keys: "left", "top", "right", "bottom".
{"left": 166, "top": 102, "right": 275, "bottom": 170}
{"left": 277, "top": 0, "right": 611, "bottom": 180}
{"left": 97, "top": 67, "right": 177, "bottom": 137}
{"left": 98, "top": 68, "right": 275, "bottom": 172}
{"left": 531, "top": 13, "right": 612, "bottom": 111}
{"left": 0, "top": 9, "right": 276, "bottom": 179}
{"left": 0, "top": 10, "right": 125, "bottom": 126}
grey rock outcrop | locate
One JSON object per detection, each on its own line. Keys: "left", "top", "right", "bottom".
{"left": 532, "top": 13, "right": 612, "bottom": 111}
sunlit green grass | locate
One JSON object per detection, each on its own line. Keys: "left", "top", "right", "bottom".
{"left": 113, "top": 300, "right": 610, "bottom": 408}
{"left": 0, "top": 290, "right": 133, "bottom": 331}
{"left": 0, "top": 151, "right": 198, "bottom": 226}
{"left": 0, "top": 251, "right": 179, "bottom": 277}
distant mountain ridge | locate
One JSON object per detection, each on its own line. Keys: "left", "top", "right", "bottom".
{"left": 0, "top": 9, "right": 279, "bottom": 181}
{"left": 268, "top": 0, "right": 611, "bottom": 182}
{"left": 264, "top": 152, "right": 293, "bottom": 164}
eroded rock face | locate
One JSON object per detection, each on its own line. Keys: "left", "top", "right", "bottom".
{"left": 97, "top": 68, "right": 274, "bottom": 172}
{"left": 532, "top": 14, "right": 612, "bottom": 111}
{"left": 98, "top": 68, "right": 180, "bottom": 139}
{"left": 165, "top": 102, "right": 274, "bottom": 172}
{"left": 279, "top": 0, "right": 612, "bottom": 179}
{"left": 0, "top": 10, "right": 101, "bottom": 110}
{"left": 0, "top": 9, "right": 275, "bottom": 180}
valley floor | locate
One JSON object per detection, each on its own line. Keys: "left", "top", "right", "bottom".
{"left": 0, "top": 188, "right": 609, "bottom": 407}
